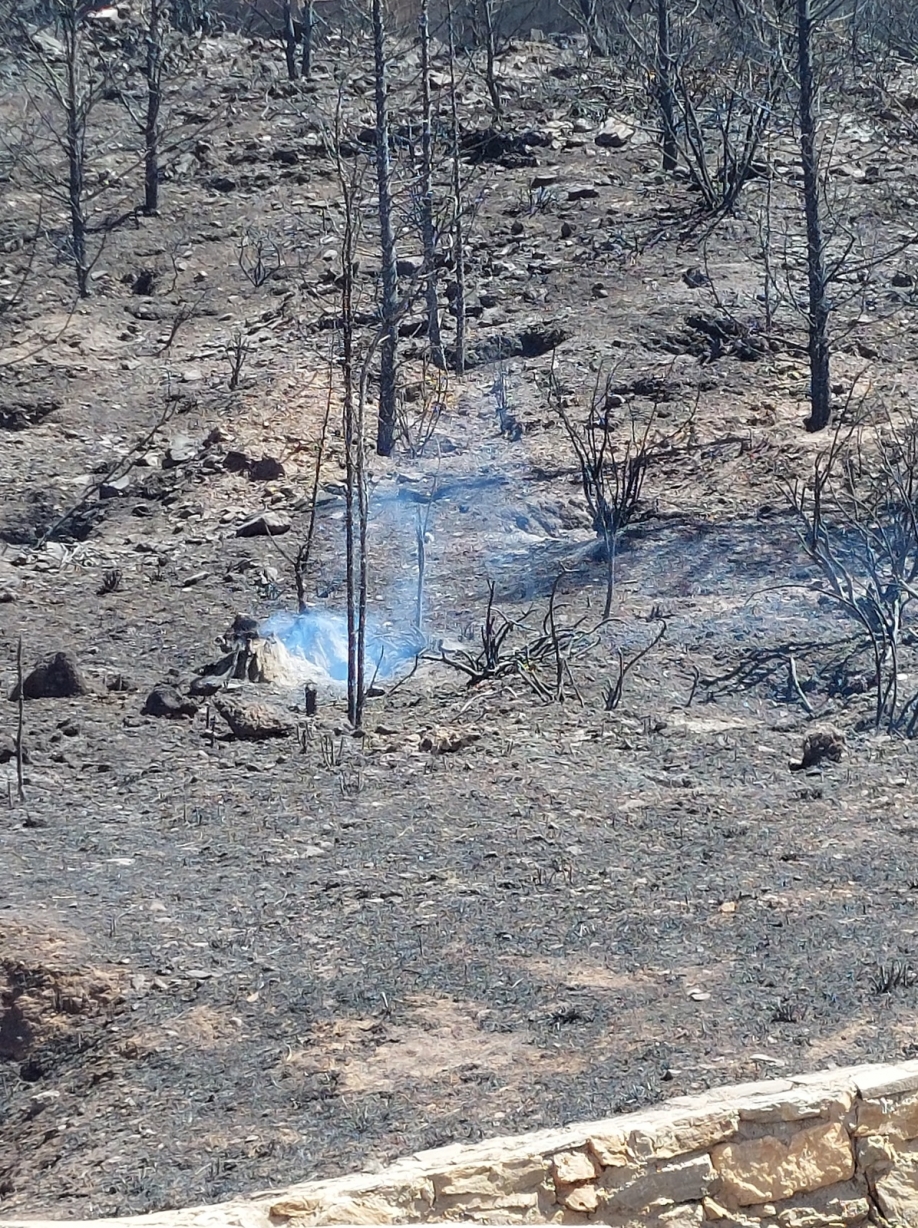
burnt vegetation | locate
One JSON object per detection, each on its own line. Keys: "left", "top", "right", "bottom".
{"left": 4, "top": 0, "right": 918, "bottom": 1218}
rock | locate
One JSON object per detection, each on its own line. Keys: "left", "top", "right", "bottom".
{"left": 560, "top": 221, "right": 574, "bottom": 239}
{"left": 142, "top": 684, "right": 199, "bottom": 719}
{"left": 163, "top": 435, "right": 198, "bottom": 468}
{"left": 873, "top": 1140, "right": 918, "bottom": 1224}
{"left": 0, "top": 397, "right": 60, "bottom": 430}
{"left": 793, "top": 728, "right": 845, "bottom": 771}
{"left": 595, "top": 120, "right": 634, "bottom": 148}
{"left": 212, "top": 695, "right": 294, "bottom": 741}
{"left": 683, "top": 266, "right": 711, "bottom": 288}
{"left": 559, "top": 1184, "right": 597, "bottom": 1213}
{"left": 99, "top": 474, "right": 132, "bottom": 499}
{"left": 235, "top": 511, "right": 291, "bottom": 537}
{"left": 712, "top": 1122, "right": 854, "bottom": 1208}
{"left": 209, "top": 175, "right": 237, "bottom": 193}
{"left": 396, "top": 255, "right": 424, "bottom": 278}
{"left": 605, "top": 1155, "right": 717, "bottom": 1214}
{"left": 249, "top": 456, "right": 285, "bottom": 481}
{"left": 419, "top": 726, "right": 480, "bottom": 755}
{"left": 12, "top": 652, "right": 89, "bottom": 700}
{"left": 457, "top": 323, "right": 572, "bottom": 371}
{"left": 0, "top": 734, "right": 29, "bottom": 764}
{"left": 567, "top": 184, "right": 600, "bottom": 201}
{"left": 552, "top": 1151, "right": 599, "bottom": 1184}
{"left": 892, "top": 270, "right": 914, "bottom": 288}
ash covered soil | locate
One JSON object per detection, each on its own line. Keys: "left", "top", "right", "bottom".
{"left": 5, "top": 18, "right": 918, "bottom": 1221}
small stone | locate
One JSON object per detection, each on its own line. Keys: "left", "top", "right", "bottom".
{"left": 235, "top": 511, "right": 291, "bottom": 538}
{"left": 249, "top": 456, "right": 285, "bottom": 481}
{"left": 396, "top": 255, "right": 424, "bottom": 278}
{"left": 142, "top": 684, "right": 199, "bottom": 719}
{"left": 163, "top": 435, "right": 198, "bottom": 468}
{"left": 567, "top": 184, "right": 600, "bottom": 201}
{"left": 560, "top": 1184, "right": 598, "bottom": 1213}
{"left": 596, "top": 120, "right": 634, "bottom": 148}
{"left": 99, "top": 474, "right": 132, "bottom": 499}
{"left": 12, "top": 652, "right": 88, "bottom": 700}
{"left": 552, "top": 1151, "right": 599, "bottom": 1184}
{"left": 560, "top": 221, "right": 574, "bottom": 239}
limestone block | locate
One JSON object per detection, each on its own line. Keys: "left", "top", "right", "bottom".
{"left": 856, "top": 1087, "right": 918, "bottom": 1144}
{"left": 558, "top": 1184, "right": 598, "bottom": 1214}
{"left": 655, "top": 1203, "right": 705, "bottom": 1227}
{"left": 852, "top": 1061, "right": 918, "bottom": 1101}
{"left": 602, "top": 1154, "right": 716, "bottom": 1213}
{"left": 738, "top": 1088, "right": 854, "bottom": 1126}
{"left": 552, "top": 1151, "right": 599, "bottom": 1185}
{"left": 432, "top": 1157, "right": 546, "bottom": 1198}
{"left": 855, "top": 1134, "right": 896, "bottom": 1171}
{"left": 712, "top": 1123, "right": 854, "bottom": 1208}
{"left": 434, "top": 1188, "right": 541, "bottom": 1215}
{"left": 588, "top": 1130, "right": 630, "bottom": 1167}
{"left": 630, "top": 1108, "right": 740, "bottom": 1161}
{"left": 874, "top": 1137, "right": 918, "bottom": 1224}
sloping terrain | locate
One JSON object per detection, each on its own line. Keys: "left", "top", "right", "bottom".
{"left": 3, "top": 15, "right": 918, "bottom": 1221}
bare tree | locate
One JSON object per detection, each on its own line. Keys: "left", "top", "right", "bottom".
{"left": 142, "top": 0, "right": 166, "bottom": 215}
{"left": 372, "top": 0, "right": 399, "bottom": 457}
{"left": 419, "top": 0, "right": 443, "bottom": 367}
{"left": 795, "top": 0, "right": 833, "bottom": 432}
{"left": 447, "top": 0, "right": 466, "bottom": 375}
{"left": 656, "top": 0, "right": 678, "bottom": 173}
{"left": 786, "top": 409, "right": 918, "bottom": 734}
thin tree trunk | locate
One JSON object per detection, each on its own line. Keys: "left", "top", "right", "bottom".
{"left": 578, "top": 0, "right": 610, "bottom": 56}
{"left": 63, "top": 7, "right": 89, "bottom": 297}
{"left": 372, "top": 0, "right": 399, "bottom": 457}
{"left": 796, "top": 0, "right": 832, "bottom": 433}
{"left": 282, "top": 0, "right": 298, "bottom": 80}
{"left": 342, "top": 177, "right": 361, "bottom": 727}
{"left": 447, "top": 0, "right": 466, "bottom": 376}
{"left": 301, "top": 0, "right": 314, "bottom": 78}
{"left": 419, "top": 0, "right": 443, "bottom": 367}
{"left": 481, "top": 0, "right": 501, "bottom": 122}
{"left": 143, "top": 0, "right": 164, "bottom": 215}
{"left": 656, "top": 0, "right": 677, "bottom": 173}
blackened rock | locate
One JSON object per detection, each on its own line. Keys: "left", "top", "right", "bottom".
{"left": 249, "top": 456, "right": 285, "bottom": 481}
{"left": 12, "top": 652, "right": 89, "bottom": 700}
{"left": 454, "top": 323, "right": 572, "bottom": 371}
{"left": 235, "top": 511, "right": 291, "bottom": 537}
{"left": 142, "top": 684, "right": 199, "bottom": 719}
{"left": 0, "top": 397, "right": 60, "bottom": 430}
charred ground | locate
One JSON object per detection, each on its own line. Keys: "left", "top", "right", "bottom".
{"left": 3, "top": 14, "right": 918, "bottom": 1221}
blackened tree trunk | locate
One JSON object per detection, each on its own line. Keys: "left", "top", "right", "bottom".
{"left": 282, "top": 0, "right": 298, "bottom": 80}
{"left": 341, "top": 178, "right": 367, "bottom": 728}
{"left": 656, "top": 0, "right": 677, "bottom": 173}
{"left": 143, "top": 0, "right": 164, "bottom": 215}
{"left": 372, "top": 0, "right": 399, "bottom": 456}
{"left": 419, "top": 0, "right": 443, "bottom": 366}
{"left": 578, "top": 0, "right": 611, "bottom": 56}
{"left": 796, "top": 0, "right": 832, "bottom": 432}
{"left": 61, "top": 3, "right": 89, "bottom": 297}
{"left": 480, "top": 0, "right": 502, "bottom": 121}
{"left": 447, "top": 0, "right": 466, "bottom": 375}
{"left": 300, "top": 0, "right": 314, "bottom": 78}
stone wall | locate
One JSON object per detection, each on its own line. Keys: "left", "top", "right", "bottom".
{"left": 6, "top": 1061, "right": 918, "bottom": 1228}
